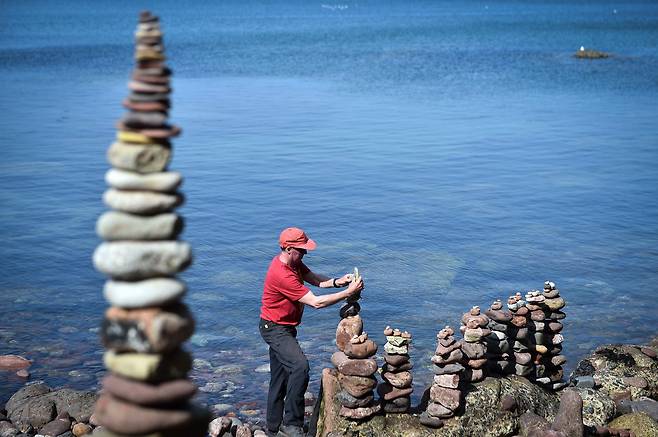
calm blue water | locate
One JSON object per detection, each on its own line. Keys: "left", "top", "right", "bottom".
{"left": 1, "top": 0, "right": 658, "bottom": 422}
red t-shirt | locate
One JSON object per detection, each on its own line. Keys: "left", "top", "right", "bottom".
{"left": 260, "top": 256, "right": 311, "bottom": 326}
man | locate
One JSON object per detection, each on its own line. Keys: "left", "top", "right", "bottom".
{"left": 259, "top": 227, "right": 364, "bottom": 437}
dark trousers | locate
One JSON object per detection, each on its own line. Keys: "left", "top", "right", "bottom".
{"left": 259, "top": 318, "right": 310, "bottom": 431}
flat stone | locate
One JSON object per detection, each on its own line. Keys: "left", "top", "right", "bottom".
{"left": 331, "top": 352, "right": 377, "bottom": 377}
{"left": 387, "top": 395, "right": 411, "bottom": 408}
{"left": 101, "top": 303, "right": 194, "bottom": 353}
{"left": 640, "top": 347, "right": 657, "bottom": 358}
{"left": 105, "top": 168, "right": 182, "bottom": 193}
{"left": 384, "top": 343, "right": 408, "bottom": 355}
{"left": 132, "top": 73, "right": 170, "bottom": 85}
{"left": 544, "top": 297, "right": 566, "bottom": 311}
{"left": 574, "top": 376, "right": 595, "bottom": 389}
{"left": 129, "top": 80, "right": 169, "bottom": 93}
{"left": 439, "top": 338, "right": 455, "bottom": 347}
{"left": 0, "top": 354, "right": 32, "bottom": 370}
{"left": 431, "top": 348, "right": 463, "bottom": 365}
{"left": 383, "top": 353, "right": 409, "bottom": 366}
{"left": 339, "top": 403, "right": 380, "bottom": 420}
{"left": 97, "top": 211, "right": 183, "bottom": 241}
{"left": 343, "top": 339, "right": 377, "bottom": 359}
{"left": 103, "top": 189, "right": 183, "bottom": 215}
{"left": 433, "top": 363, "right": 464, "bottom": 375}
{"left": 419, "top": 411, "right": 445, "bottom": 427}
{"left": 382, "top": 371, "right": 412, "bottom": 389}
{"left": 337, "top": 373, "right": 376, "bottom": 398}
{"left": 549, "top": 311, "right": 566, "bottom": 320}
{"left": 427, "top": 402, "right": 455, "bottom": 419}
{"left": 433, "top": 373, "right": 460, "bottom": 389}
{"left": 335, "top": 316, "right": 362, "bottom": 352}
{"left": 461, "top": 341, "right": 486, "bottom": 359}
{"left": 121, "top": 111, "right": 168, "bottom": 129}
{"left": 336, "top": 390, "right": 374, "bottom": 409}
{"left": 123, "top": 99, "right": 169, "bottom": 112}
{"left": 465, "top": 357, "right": 487, "bottom": 369}
{"left": 436, "top": 340, "right": 461, "bottom": 355}
{"left": 103, "top": 349, "right": 191, "bottom": 382}
{"left": 126, "top": 92, "right": 169, "bottom": 104}
{"left": 104, "top": 278, "right": 186, "bottom": 308}
{"left": 376, "top": 383, "right": 412, "bottom": 401}
{"left": 117, "top": 124, "right": 181, "bottom": 140}
{"left": 484, "top": 309, "right": 512, "bottom": 323}
{"left": 93, "top": 394, "right": 204, "bottom": 434}
{"left": 382, "top": 361, "right": 413, "bottom": 373}
{"left": 383, "top": 402, "right": 409, "bottom": 414}
{"left": 107, "top": 141, "right": 170, "bottom": 173}
{"left": 548, "top": 321, "right": 563, "bottom": 333}
{"left": 39, "top": 416, "right": 71, "bottom": 437}
{"left": 429, "top": 386, "right": 461, "bottom": 410}
{"left": 93, "top": 241, "right": 192, "bottom": 280}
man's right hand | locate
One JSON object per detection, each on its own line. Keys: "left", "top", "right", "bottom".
{"left": 346, "top": 277, "right": 364, "bottom": 296}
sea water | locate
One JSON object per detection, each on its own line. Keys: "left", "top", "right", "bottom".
{"left": 1, "top": 0, "right": 657, "bottom": 419}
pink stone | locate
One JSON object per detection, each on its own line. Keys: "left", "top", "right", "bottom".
{"left": 429, "top": 386, "right": 461, "bottom": 410}
{"left": 0, "top": 354, "right": 32, "bottom": 370}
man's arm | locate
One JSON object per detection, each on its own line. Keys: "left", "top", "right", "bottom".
{"left": 298, "top": 278, "right": 364, "bottom": 309}
{"left": 303, "top": 270, "right": 353, "bottom": 288}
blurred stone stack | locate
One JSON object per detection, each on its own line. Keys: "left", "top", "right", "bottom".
{"left": 334, "top": 292, "right": 380, "bottom": 420}
{"left": 459, "top": 306, "right": 489, "bottom": 383}
{"left": 507, "top": 292, "right": 534, "bottom": 378}
{"left": 538, "top": 281, "right": 568, "bottom": 390}
{"left": 484, "top": 299, "right": 515, "bottom": 375}
{"left": 421, "top": 326, "right": 463, "bottom": 429}
{"left": 92, "top": 11, "right": 209, "bottom": 437}
{"left": 379, "top": 326, "right": 413, "bottom": 414}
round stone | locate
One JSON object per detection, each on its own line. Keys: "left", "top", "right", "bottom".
{"left": 103, "top": 189, "right": 184, "bottom": 215}
{"left": 93, "top": 241, "right": 192, "bottom": 280}
{"left": 107, "top": 141, "right": 171, "bottom": 173}
{"left": 104, "top": 278, "right": 186, "bottom": 308}
{"left": 97, "top": 211, "right": 183, "bottom": 241}
{"left": 106, "top": 168, "right": 182, "bottom": 192}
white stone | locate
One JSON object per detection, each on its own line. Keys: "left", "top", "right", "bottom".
{"left": 103, "top": 189, "right": 183, "bottom": 215}
{"left": 107, "top": 141, "right": 171, "bottom": 173}
{"left": 96, "top": 211, "right": 183, "bottom": 241}
{"left": 104, "top": 278, "right": 187, "bottom": 308}
{"left": 105, "top": 168, "right": 182, "bottom": 192}
{"left": 93, "top": 241, "right": 192, "bottom": 280}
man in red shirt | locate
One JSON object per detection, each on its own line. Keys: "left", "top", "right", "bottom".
{"left": 260, "top": 227, "right": 364, "bottom": 437}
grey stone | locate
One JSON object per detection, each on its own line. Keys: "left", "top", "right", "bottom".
{"left": 107, "top": 141, "right": 170, "bottom": 173}
{"left": 574, "top": 376, "right": 595, "bottom": 389}
{"left": 103, "top": 189, "right": 183, "bottom": 215}
{"left": 0, "top": 421, "right": 18, "bottom": 437}
{"left": 96, "top": 211, "right": 183, "bottom": 241}
{"left": 105, "top": 168, "right": 182, "bottom": 192}
{"left": 93, "top": 241, "right": 192, "bottom": 280}
{"left": 104, "top": 278, "right": 186, "bottom": 308}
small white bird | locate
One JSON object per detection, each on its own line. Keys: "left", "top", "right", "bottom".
{"left": 580, "top": 46, "right": 585, "bottom": 51}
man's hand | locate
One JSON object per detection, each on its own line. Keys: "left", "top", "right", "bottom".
{"left": 336, "top": 273, "right": 353, "bottom": 287}
{"left": 345, "top": 277, "right": 364, "bottom": 297}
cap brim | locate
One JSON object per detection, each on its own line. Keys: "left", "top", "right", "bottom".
{"left": 295, "top": 238, "right": 317, "bottom": 251}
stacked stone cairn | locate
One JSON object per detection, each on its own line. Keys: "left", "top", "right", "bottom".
{"left": 459, "top": 306, "right": 490, "bottom": 383}
{"left": 334, "top": 270, "right": 380, "bottom": 420}
{"left": 420, "top": 326, "right": 463, "bottom": 429}
{"left": 506, "top": 292, "right": 534, "bottom": 378}
{"left": 538, "top": 280, "right": 568, "bottom": 390}
{"left": 484, "top": 299, "right": 515, "bottom": 375}
{"left": 92, "top": 11, "right": 209, "bottom": 437}
{"left": 379, "top": 326, "right": 413, "bottom": 414}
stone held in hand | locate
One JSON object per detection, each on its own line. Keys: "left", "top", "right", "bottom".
{"left": 102, "top": 374, "right": 197, "bottom": 406}
{"left": 93, "top": 241, "right": 192, "bottom": 280}
{"left": 97, "top": 211, "right": 183, "bottom": 241}
{"left": 107, "top": 141, "right": 171, "bottom": 173}
{"left": 339, "top": 301, "right": 360, "bottom": 318}
{"left": 104, "top": 278, "right": 186, "bottom": 308}
{"left": 103, "top": 188, "right": 184, "bottom": 215}
{"left": 331, "top": 352, "right": 377, "bottom": 377}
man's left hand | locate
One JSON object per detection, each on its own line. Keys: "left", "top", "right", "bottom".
{"left": 336, "top": 274, "right": 353, "bottom": 287}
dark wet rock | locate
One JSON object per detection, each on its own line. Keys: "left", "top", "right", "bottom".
{"left": 608, "top": 412, "right": 658, "bottom": 436}
{"left": 433, "top": 363, "right": 464, "bottom": 375}
{"left": 5, "top": 383, "right": 51, "bottom": 413}
{"left": 574, "top": 49, "right": 610, "bottom": 59}
{"left": 550, "top": 390, "right": 583, "bottom": 437}
{"left": 39, "top": 411, "right": 71, "bottom": 437}
{"left": 519, "top": 411, "right": 550, "bottom": 437}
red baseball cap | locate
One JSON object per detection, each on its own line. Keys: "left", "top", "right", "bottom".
{"left": 279, "top": 227, "right": 317, "bottom": 250}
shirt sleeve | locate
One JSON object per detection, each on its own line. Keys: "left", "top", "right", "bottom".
{"left": 278, "top": 269, "right": 310, "bottom": 301}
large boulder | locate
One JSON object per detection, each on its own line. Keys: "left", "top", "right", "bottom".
{"left": 315, "top": 370, "right": 561, "bottom": 437}
{"left": 5, "top": 384, "right": 97, "bottom": 432}
{"left": 608, "top": 412, "right": 658, "bottom": 436}
{"left": 570, "top": 344, "right": 658, "bottom": 401}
